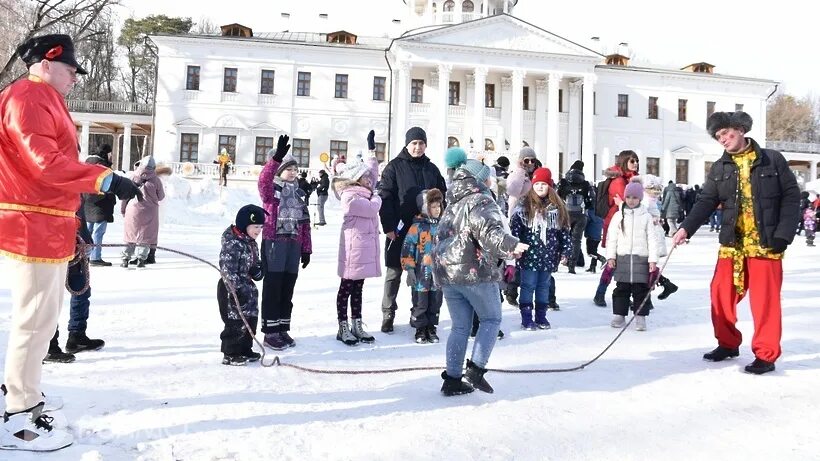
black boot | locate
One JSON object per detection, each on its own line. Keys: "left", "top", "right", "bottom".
{"left": 504, "top": 290, "right": 519, "bottom": 307}
{"left": 464, "top": 359, "right": 494, "bottom": 393}
{"left": 703, "top": 346, "right": 740, "bottom": 362}
{"left": 145, "top": 248, "right": 156, "bottom": 264}
{"left": 440, "top": 371, "right": 474, "bottom": 396}
{"left": 744, "top": 358, "right": 776, "bottom": 375}
{"left": 586, "top": 258, "right": 598, "bottom": 273}
{"left": 380, "top": 311, "right": 395, "bottom": 333}
{"left": 65, "top": 331, "right": 105, "bottom": 353}
{"left": 43, "top": 346, "right": 75, "bottom": 364}
{"left": 120, "top": 258, "right": 129, "bottom": 268}
{"left": 567, "top": 265, "right": 576, "bottom": 274}
{"left": 657, "top": 276, "right": 678, "bottom": 300}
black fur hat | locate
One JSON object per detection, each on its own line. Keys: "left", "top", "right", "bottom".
{"left": 707, "top": 111, "right": 753, "bottom": 139}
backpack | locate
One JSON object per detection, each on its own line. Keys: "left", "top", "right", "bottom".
{"left": 565, "top": 188, "right": 585, "bottom": 213}
{"left": 594, "top": 178, "right": 613, "bottom": 218}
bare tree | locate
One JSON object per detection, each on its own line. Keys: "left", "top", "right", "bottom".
{"left": 767, "top": 94, "right": 820, "bottom": 143}
{"left": 192, "top": 16, "right": 219, "bottom": 35}
{"left": 0, "top": 0, "right": 118, "bottom": 86}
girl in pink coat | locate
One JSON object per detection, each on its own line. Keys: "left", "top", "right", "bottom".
{"left": 331, "top": 156, "right": 381, "bottom": 346}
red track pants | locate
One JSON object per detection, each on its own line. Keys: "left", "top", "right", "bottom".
{"left": 710, "top": 257, "right": 782, "bottom": 362}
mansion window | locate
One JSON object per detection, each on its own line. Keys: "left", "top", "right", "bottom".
{"left": 293, "top": 138, "right": 311, "bottom": 167}
{"left": 411, "top": 79, "right": 424, "bottom": 103}
{"left": 218, "top": 135, "right": 237, "bottom": 162}
{"left": 523, "top": 86, "right": 530, "bottom": 110}
{"left": 373, "top": 76, "right": 386, "bottom": 101}
{"left": 448, "top": 136, "right": 460, "bottom": 147}
{"left": 735, "top": 103, "right": 744, "bottom": 111}
{"left": 648, "top": 96, "right": 659, "bottom": 119}
{"left": 678, "top": 99, "right": 688, "bottom": 121}
{"left": 335, "top": 74, "right": 348, "bottom": 98}
{"left": 374, "top": 142, "right": 386, "bottom": 162}
{"left": 707, "top": 101, "right": 716, "bottom": 118}
{"left": 618, "top": 94, "right": 629, "bottom": 117}
{"left": 485, "top": 83, "right": 495, "bottom": 108}
{"left": 297, "top": 72, "right": 311, "bottom": 96}
{"left": 449, "top": 81, "right": 460, "bottom": 105}
{"left": 593, "top": 92, "right": 597, "bottom": 114}
{"left": 558, "top": 89, "right": 564, "bottom": 112}
{"left": 646, "top": 157, "right": 660, "bottom": 175}
{"left": 443, "top": 0, "right": 455, "bottom": 11}
{"left": 462, "top": 1, "right": 475, "bottom": 12}
{"left": 186, "top": 66, "right": 200, "bottom": 91}
{"left": 223, "top": 68, "right": 238, "bottom": 93}
{"left": 255, "top": 137, "right": 273, "bottom": 165}
{"left": 180, "top": 133, "right": 199, "bottom": 163}
{"left": 260, "top": 70, "right": 275, "bottom": 95}
{"left": 676, "top": 159, "right": 689, "bottom": 184}
{"left": 330, "top": 140, "right": 348, "bottom": 159}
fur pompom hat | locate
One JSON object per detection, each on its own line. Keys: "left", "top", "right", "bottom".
{"left": 707, "top": 111, "right": 753, "bottom": 139}
{"left": 416, "top": 188, "right": 444, "bottom": 217}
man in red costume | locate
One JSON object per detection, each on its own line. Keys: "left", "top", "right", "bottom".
{"left": 673, "top": 111, "right": 800, "bottom": 375}
{"left": 0, "top": 34, "right": 142, "bottom": 451}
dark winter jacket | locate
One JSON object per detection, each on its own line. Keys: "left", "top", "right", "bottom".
{"left": 219, "top": 225, "right": 263, "bottom": 319}
{"left": 298, "top": 177, "right": 313, "bottom": 199}
{"left": 681, "top": 138, "right": 800, "bottom": 247}
{"left": 315, "top": 172, "right": 329, "bottom": 197}
{"left": 510, "top": 202, "right": 571, "bottom": 273}
{"left": 379, "top": 148, "right": 446, "bottom": 267}
{"left": 83, "top": 154, "right": 116, "bottom": 223}
{"left": 557, "top": 169, "right": 594, "bottom": 215}
{"left": 433, "top": 169, "right": 519, "bottom": 286}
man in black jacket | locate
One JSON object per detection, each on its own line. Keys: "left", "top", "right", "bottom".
{"left": 673, "top": 111, "right": 800, "bottom": 375}
{"left": 378, "top": 127, "right": 446, "bottom": 333}
{"left": 84, "top": 144, "right": 116, "bottom": 266}
{"left": 557, "top": 160, "right": 594, "bottom": 274}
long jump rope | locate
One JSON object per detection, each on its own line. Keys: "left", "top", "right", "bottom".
{"left": 69, "top": 241, "right": 678, "bottom": 375}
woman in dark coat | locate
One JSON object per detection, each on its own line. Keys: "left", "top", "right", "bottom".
{"left": 83, "top": 144, "right": 116, "bottom": 265}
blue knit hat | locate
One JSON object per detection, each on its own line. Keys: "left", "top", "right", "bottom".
{"left": 445, "top": 147, "right": 467, "bottom": 169}
{"left": 462, "top": 159, "right": 491, "bottom": 183}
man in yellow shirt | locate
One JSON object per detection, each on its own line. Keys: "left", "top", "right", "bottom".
{"left": 673, "top": 111, "right": 800, "bottom": 375}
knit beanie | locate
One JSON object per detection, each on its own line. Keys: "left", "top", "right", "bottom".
{"left": 276, "top": 153, "right": 298, "bottom": 176}
{"left": 405, "top": 126, "right": 427, "bottom": 146}
{"left": 462, "top": 159, "right": 491, "bottom": 183}
{"left": 444, "top": 147, "right": 467, "bottom": 169}
{"left": 496, "top": 155, "right": 510, "bottom": 168}
{"left": 624, "top": 181, "right": 645, "bottom": 201}
{"left": 531, "top": 167, "right": 552, "bottom": 186}
{"left": 569, "top": 160, "right": 584, "bottom": 171}
{"left": 519, "top": 147, "right": 537, "bottom": 162}
{"left": 236, "top": 204, "right": 266, "bottom": 232}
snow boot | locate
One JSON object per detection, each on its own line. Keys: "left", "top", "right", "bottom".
{"left": 534, "top": 305, "right": 551, "bottom": 330}
{"left": 145, "top": 248, "right": 156, "bottom": 264}
{"left": 280, "top": 331, "right": 296, "bottom": 348}
{"left": 0, "top": 402, "right": 73, "bottom": 452}
{"left": 586, "top": 258, "right": 598, "bottom": 273}
{"left": 440, "top": 371, "right": 474, "bottom": 396}
{"left": 504, "top": 288, "right": 519, "bottom": 307}
{"left": 336, "top": 321, "right": 359, "bottom": 346}
{"left": 610, "top": 315, "right": 626, "bottom": 328}
{"left": 593, "top": 283, "right": 607, "bottom": 307}
{"left": 635, "top": 315, "right": 647, "bottom": 331}
{"left": 65, "top": 332, "right": 105, "bottom": 354}
{"left": 567, "top": 264, "right": 576, "bottom": 274}
{"left": 702, "top": 346, "right": 739, "bottom": 362}
{"left": 350, "top": 318, "right": 375, "bottom": 344}
{"left": 426, "top": 325, "right": 440, "bottom": 343}
{"left": 547, "top": 301, "right": 560, "bottom": 311}
{"left": 657, "top": 276, "right": 678, "bottom": 300}
{"left": 519, "top": 305, "right": 536, "bottom": 331}
{"left": 464, "top": 359, "right": 494, "bottom": 394}
{"left": 744, "top": 358, "right": 776, "bottom": 375}
{"left": 120, "top": 257, "right": 129, "bottom": 268}
{"left": 136, "top": 259, "right": 146, "bottom": 268}
{"left": 414, "top": 327, "right": 428, "bottom": 344}
{"left": 263, "top": 332, "right": 289, "bottom": 351}
{"left": 380, "top": 310, "right": 395, "bottom": 333}
{"left": 221, "top": 354, "right": 248, "bottom": 366}
{"left": 243, "top": 350, "right": 262, "bottom": 362}
{"left": 42, "top": 346, "right": 75, "bottom": 364}
{"left": 497, "top": 329, "right": 505, "bottom": 340}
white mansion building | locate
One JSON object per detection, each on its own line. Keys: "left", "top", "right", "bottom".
{"left": 149, "top": 0, "right": 784, "bottom": 185}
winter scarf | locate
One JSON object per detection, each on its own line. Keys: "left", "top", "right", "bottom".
{"left": 273, "top": 177, "right": 310, "bottom": 238}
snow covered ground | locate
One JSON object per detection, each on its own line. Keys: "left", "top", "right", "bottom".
{"left": 2, "top": 177, "right": 820, "bottom": 461}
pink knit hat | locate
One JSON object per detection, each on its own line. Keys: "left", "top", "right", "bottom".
{"left": 624, "top": 181, "right": 644, "bottom": 200}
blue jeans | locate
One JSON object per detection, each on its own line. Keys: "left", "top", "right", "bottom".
{"left": 709, "top": 210, "right": 722, "bottom": 230}
{"left": 86, "top": 221, "right": 108, "bottom": 261}
{"left": 442, "top": 282, "right": 502, "bottom": 378}
{"left": 67, "top": 266, "right": 90, "bottom": 332}
{"left": 519, "top": 269, "right": 552, "bottom": 307}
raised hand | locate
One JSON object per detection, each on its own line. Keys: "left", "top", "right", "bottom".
{"left": 273, "top": 135, "right": 290, "bottom": 162}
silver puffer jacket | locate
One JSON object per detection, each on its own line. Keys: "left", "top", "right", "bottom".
{"left": 433, "top": 168, "right": 520, "bottom": 286}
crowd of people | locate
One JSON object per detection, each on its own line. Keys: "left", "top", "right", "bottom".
{"left": 0, "top": 32, "right": 811, "bottom": 452}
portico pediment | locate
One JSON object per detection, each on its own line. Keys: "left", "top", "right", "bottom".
{"left": 672, "top": 146, "right": 699, "bottom": 155}
{"left": 173, "top": 118, "right": 207, "bottom": 128}
{"left": 250, "top": 122, "right": 284, "bottom": 131}
{"left": 398, "top": 14, "right": 601, "bottom": 59}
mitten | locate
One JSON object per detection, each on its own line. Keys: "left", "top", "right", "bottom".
{"left": 272, "top": 135, "right": 290, "bottom": 162}
{"left": 367, "top": 130, "right": 376, "bottom": 151}
{"left": 300, "top": 252, "right": 311, "bottom": 268}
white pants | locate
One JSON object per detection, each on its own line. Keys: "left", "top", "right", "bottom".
{"left": 3, "top": 260, "right": 67, "bottom": 413}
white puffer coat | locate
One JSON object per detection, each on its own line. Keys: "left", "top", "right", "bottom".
{"left": 605, "top": 204, "right": 659, "bottom": 284}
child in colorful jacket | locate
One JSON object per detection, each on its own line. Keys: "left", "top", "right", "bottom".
{"left": 804, "top": 206, "right": 817, "bottom": 247}
{"left": 401, "top": 188, "right": 444, "bottom": 344}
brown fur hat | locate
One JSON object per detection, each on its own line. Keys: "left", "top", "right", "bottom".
{"left": 707, "top": 111, "right": 753, "bottom": 139}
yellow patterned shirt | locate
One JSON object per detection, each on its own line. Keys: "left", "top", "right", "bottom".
{"left": 717, "top": 143, "right": 782, "bottom": 293}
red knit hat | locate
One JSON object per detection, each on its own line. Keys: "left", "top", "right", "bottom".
{"left": 532, "top": 167, "right": 552, "bottom": 186}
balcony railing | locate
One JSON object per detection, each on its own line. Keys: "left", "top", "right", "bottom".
{"left": 221, "top": 92, "right": 237, "bottom": 103}
{"left": 767, "top": 140, "right": 820, "bottom": 154}
{"left": 409, "top": 102, "right": 430, "bottom": 114}
{"left": 258, "top": 94, "right": 276, "bottom": 105}
{"left": 166, "top": 162, "right": 319, "bottom": 178}
{"left": 448, "top": 105, "right": 466, "bottom": 117}
{"left": 523, "top": 110, "right": 535, "bottom": 121}
{"left": 485, "top": 107, "right": 501, "bottom": 119}
{"left": 441, "top": 12, "right": 454, "bottom": 23}
{"left": 67, "top": 99, "right": 152, "bottom": 115}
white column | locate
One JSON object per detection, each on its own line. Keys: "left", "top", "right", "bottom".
{"left": 395, "top": 62, "right": 412, "bottom": 154}
{"left": 500, "top": 75, "right": 512, "bottom": 152}
{"left": 472, "top": 66, "right": 488, "bottom": 155}
{"left": 503, "top": 0, "right": 510, "bottom": 13}
{"left": 581, "top": 74, "right": 596, "bottom": 181}
{"left": 663, "top": 149, "right": 674, "bottom": 183}
{"left": 435, "top": 63, "right": 452, "bottom": 165}
{"left": 79, "top": 121, "right": 90, "bottom": 159}
{"left": 123, "top": 122, "right": 133, "bottom": 170}
{"left": 546, "top": 73, "right": 562, "bottom": 170}
{"left": 534, "top": 78, "right": 548, "bottom": 158}
{"left": 810, "top": 160, "right": 817, "bottom": 181}
{"left": 510, "top": 69, "right": 525, "bottom": 156}
{"left": 567, "top": 80, "right": 582, "bottom": 170}
{"left": 455, "top": 0, "right": 463, "bottom": 22}
{"left": 465, "top": 72, "right": 475, "bottom": 149}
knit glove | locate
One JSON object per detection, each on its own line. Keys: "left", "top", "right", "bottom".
{"left": 406, "top": 270, "right": 416, "bottom": 287}
{"left": 367, "top": 130, "right": 376, "bottom": 151}
{"left": 770, "top": 238, "right": 788, "bottom": 254}
{"left": 272, "top": 135, "right": 290, "bottom": 162}
{"left": 300, "top": 252, "right": 311, "bottom": 269}
{"left": 504, "top": 265, "right": 516, "bottom": 283}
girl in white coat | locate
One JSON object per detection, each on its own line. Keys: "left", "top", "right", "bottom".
{"left": 605, "top": 181, "right": 659, "bottom": 331}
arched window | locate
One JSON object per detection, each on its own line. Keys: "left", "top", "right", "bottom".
{"left": 432, "top": 2, "right": 437, "bottom": 13}
{"left": 462, "top": 0, "right": 475, "bottom": 12}
{"left": 443, "top": 0, "right": 455, "bottom": 12}
{"left": 485, "top": 138, "right": 495, "bottom": 151}
{"left": 448, "top": 137, "right": 460, "bottom": 148}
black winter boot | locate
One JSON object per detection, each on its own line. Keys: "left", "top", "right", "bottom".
{"left": 440, "top": 371, "right": 474, "bottom": 396}
{"left": 43, "top": 346, "right": 75, "bottom": 364}
{"left": 380, "top": 311, "right": 395, "bottom": 333}
{"left": 703, "top": 346, "right": 740, "bottom": 362}
{"left": 586, "top": 258, "right": 598, "bottom": 273}
{"left": 657, "top": 276, "right": 679, "bottom": 300}
{"left": 145, "top": 248, "right": 156, "bottom": 264}
{"left": 464, "top": 360, "right": 494, "bottom": 393}
{"left": 65, "top": 332, "right": 105, "bottom": 353}
{"left": 744, "top": 358, "right": 776, "bottom": 375}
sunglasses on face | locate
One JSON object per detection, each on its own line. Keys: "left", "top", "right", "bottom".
{"left": 523, "top": 158, "right": 536, "bottom": 164}
{"left": 629, "top": 159, "right": 639, "bottom": 164}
